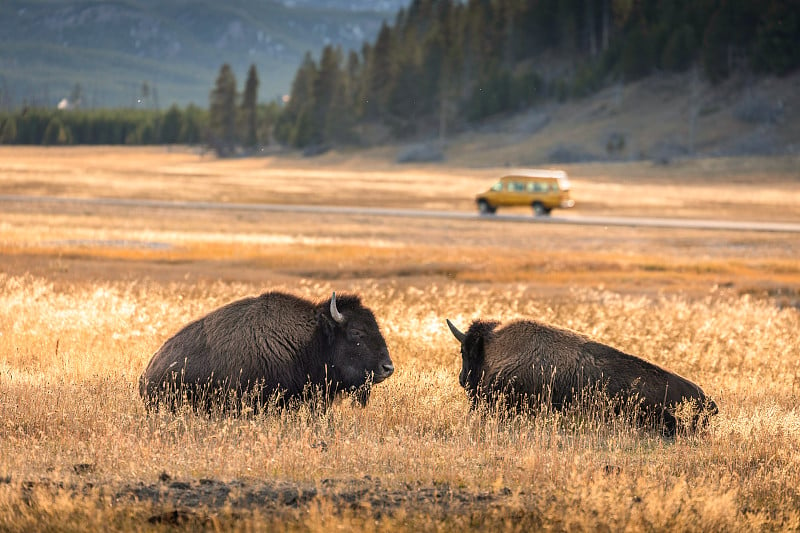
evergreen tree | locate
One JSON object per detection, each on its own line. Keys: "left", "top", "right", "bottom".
{"left": 662, "top": 24, "right": 698, "bottom": 72}
{"left": 274, "top": 53, "right": 317, "bottom": 147}
{"left": 464, "top": 0, "right": 493, "bottom": 78}
{"left": 180, "top": 104, "right": 207, "bottom": 144}
{"left": 433, "top": 1, "right": 464, "bottom": 142}
{"left": 290, "top": 106, "right": 315, "bottom": 148}
{"left": 325, "top": 50, "right": 362, "bottom": 142}
{"left": 313, "top": 46, "right": 342, "bottom": 144}
{"left": 363, "top": 22, "right": 394, "bottom": 120}
{"left": 160, "top": 104, "right": 182, "bottom": 144}
{"left": 43, "top": 116, "right": 71, "bottom": 145}
{"left": 702, "top": 0, "right": 761, "bottom": 82}
{"left": 208, "top": 63, "right": 238, "bottom": 155}
{"left": 241, "top": 64, "right": 260, "bottom": 147}
{"left": 272, "top": 0, "right": 796, "bottom": 146}
{"left": 386, "top": 43, "right": 424, "bottom": 135}
{"left": 127, "top": 119, "right": 157, "bottom": 145}
{"left": 0, "top": 116, "right": 17, "bottom": 144}
{"left": 754, "top": 0, "right": 800, "bottom": 75}
{"left": 257, "top": 101, "right": 280, "bottom": 146}
{"left": 345, "top": 50, "right": 362, "bottom": 112}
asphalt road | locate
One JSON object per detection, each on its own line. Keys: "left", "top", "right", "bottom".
{"left": 2, "top": 194, "right": 800, "bottom": 233}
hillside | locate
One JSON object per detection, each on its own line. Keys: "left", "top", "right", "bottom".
{"left": 446, "top": 70, "right": 800, "bottom": 166}
{"left": 306, "top": 69, "right": 800, "bottom": 167}
{"left": 0, "top": 0, "right": 400, "bottom": 109}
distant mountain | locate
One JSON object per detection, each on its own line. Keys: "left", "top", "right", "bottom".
{"left": 278, "top": 0, "right": 408, "bottom": 10}
{"left": 0, "top": 0, "right": 404, "bottom": 109}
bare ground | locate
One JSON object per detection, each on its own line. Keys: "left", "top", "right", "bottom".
{"left": 12, "top": 474, "right": 525, "bottom": 525}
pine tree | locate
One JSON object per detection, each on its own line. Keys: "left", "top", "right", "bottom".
{"left": 386, "top": 39, "right": 424, "bottom": 135}
{"left": 753, "top": 0, "right": 800, "bottom": 75}
{"left": 313, "top": 46, "right": 342, "bottom": 144}
{"left": 0, "top": 116, "right": 17, "bottom": 144}
{"left": 208, "top": 63, "right": 238, "bottom": 156}
{"left": 363, "top": 22, "right": 394, "bottom": 120}
{"left": 241, "top": 64, "right": 259, "bottom": 147}
{"left": 160, "top": 104, "right": 182, "bottom": 144}
{"left": 274, "top": 53, "right": 317, "bottom": 147}
{"left": 325, "top": 75, "right": 356, "bottom": 144}
{"left": 180, "top": 104, "right": 207, "bottom": 145}
{"left": 43, "top": 116, "right": 71, "bottom": 145}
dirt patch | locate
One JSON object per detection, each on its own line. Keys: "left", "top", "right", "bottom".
{"left": 12, "top": 475, "right": 521, "bottom": 523}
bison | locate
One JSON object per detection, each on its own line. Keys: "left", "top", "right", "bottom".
{"left": 446, "top": 318, "right": 717, "bottom": 434}
{"left": 139, "top": 291, "right": 394, "bottom": 412}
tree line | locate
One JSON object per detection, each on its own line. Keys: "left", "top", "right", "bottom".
{"left": 275, "top": 0, "right": 800, "bottom": 148}
{"left": 1, "top": 0, "right": 797, "bottom": 152}
{"left": 0, "top": 105, "right": 207, "bottom": 146}
{"left": 0, "top": 64, "right": 279, "bottom": 153}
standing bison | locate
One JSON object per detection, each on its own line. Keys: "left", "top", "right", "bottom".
{"left": 139, "top": 291, "right": 394, "bottom": 412}
{"left": 446, "top": 318, "right": 717, "bottom": 434}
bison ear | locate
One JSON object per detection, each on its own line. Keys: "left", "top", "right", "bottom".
{"left": 318, "top": 310, "right": 337, "bottom": 338}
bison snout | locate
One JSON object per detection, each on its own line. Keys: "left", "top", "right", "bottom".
{"left": 372, "top": 361, "right": 394, "bottom": 383}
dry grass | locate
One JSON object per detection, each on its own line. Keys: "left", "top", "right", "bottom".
{"left": 2, "top": 146, "right": 799, "bottom": 220}
{"left": 2, "top": 276, "right": 800, "bottom": 531}
{"left": 1, "top": 147, "right": 800, "bottom": 530}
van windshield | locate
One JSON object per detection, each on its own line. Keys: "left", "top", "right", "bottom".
{"left": 490, "top": 182, "right": 503, "bottom": 191}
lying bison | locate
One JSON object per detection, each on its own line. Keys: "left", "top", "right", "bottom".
{"left": 139, "top": 291, "right": 394, "bottom": 412}
{"left": 446, "top": 318, "right": 717, "bottom": 434}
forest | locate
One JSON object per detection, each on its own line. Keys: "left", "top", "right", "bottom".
{"left": 1, "top": 0, "right": 797, "bottom": 150}
{"left": 274, "top": 0, "right": 800, "bottom": 148}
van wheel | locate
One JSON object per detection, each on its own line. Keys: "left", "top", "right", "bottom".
{"left": 478, "top": 200, "right": 496, "bottom": 215}
{"left": 532, "top": 202, "right": 549, "bottom": 216}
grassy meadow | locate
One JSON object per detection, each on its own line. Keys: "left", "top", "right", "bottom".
{"left": 1, "top": 147, "right": 800, "bottom": 531}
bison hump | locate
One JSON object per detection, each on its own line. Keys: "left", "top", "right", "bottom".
{"left": 198, "top": 293, "right": 318, "bottom": 369}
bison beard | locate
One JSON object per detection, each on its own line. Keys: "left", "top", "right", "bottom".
{"left": 139, "top": 291, "right": 394, "bottom": 413}
{"left": 446, "top": 318, "right": 718, "bottom": 436}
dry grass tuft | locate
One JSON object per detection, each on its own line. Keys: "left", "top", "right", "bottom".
{"left": 2, "top": 273, "right": 799, "bottom": 530}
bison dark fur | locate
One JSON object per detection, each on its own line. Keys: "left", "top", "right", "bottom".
{"left": 139, "top": 291, "right": 394, "bottom": 412}
{"left": 446, "top": 318, "right": 717, "bottom": 435}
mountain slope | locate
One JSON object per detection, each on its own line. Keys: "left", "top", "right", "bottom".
{"left": 0, "top": 0, "right": 398, "bottom": 108}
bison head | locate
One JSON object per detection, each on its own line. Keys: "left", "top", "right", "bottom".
{"left": 320, "top": 292, "right": 394, "bottom": 403}
{"left": 446, "top": 319, "right": 499, "bottom": 395}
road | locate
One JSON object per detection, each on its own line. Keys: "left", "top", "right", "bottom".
{"left": 2, "top": 194, "right": 800, "bottom": 233}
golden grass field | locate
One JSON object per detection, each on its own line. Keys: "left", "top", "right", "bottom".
{"left": 1, "top": 146, "right": 800, "bottom": 531}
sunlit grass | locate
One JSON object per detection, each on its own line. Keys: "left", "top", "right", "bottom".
{"left": 2, "top": 146, "right": 799, "bottom": 220}
{"left": 2, "top": 147, "right": 800, "bottom": 529}
{"left": 2, "top": 272, "right": 799, "bottom": 530}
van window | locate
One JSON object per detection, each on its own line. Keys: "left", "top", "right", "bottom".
{"left": 490, "top": 182, "right": 504, "bottom": 191}
{"left": 509, "top": 182, "right": 526, "bottom": 192}
{"left": 527, "top": 182, "right": 548, "bottom": 192}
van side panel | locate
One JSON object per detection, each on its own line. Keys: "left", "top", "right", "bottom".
{"left": 475, "top": 170, "right": 574, "bottom": 214}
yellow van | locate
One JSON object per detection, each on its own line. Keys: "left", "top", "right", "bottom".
{"left": 475, "top": 169, "right": 575, "bottom": 216}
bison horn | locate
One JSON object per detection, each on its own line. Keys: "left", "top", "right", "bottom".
{"left": 330, "top": 292, "right": 345, "bottom": 324}
{"left": 446, "top": 319, "right": 466, "bottom": 342}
